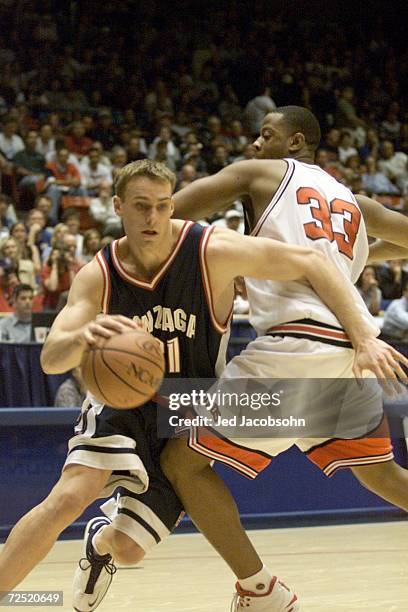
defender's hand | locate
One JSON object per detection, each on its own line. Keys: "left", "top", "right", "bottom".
{"left": 353, "top": 337, "right": 408, "bottom": 394}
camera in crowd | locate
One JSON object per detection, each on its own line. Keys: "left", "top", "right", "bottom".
{"left": 48, "top": 240, "right": 74, "bottom": 272}
{"left": 54, "top": 241, "right": 72, "bottom": 265}
{"left": 0, "top": 257, "right": 17, "bottom": 276}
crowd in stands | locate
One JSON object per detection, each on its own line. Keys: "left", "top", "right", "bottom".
{"left": 0, "top": 1, "right": 407, "bottom": 343}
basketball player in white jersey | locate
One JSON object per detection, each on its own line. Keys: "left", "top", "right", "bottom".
{"left": 3, "top": 159, "right": 401, "bottom": 612}
{"left": 160, "top": 106, "right": 408, "bottom": 610}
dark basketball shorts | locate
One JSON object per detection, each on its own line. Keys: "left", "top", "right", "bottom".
{"left": 63, "top": 397, "right": 184, "bottom": 552}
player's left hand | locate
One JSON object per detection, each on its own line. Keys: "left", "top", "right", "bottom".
{"left": 353, "top": 337, "right": 408, "bottom": 394}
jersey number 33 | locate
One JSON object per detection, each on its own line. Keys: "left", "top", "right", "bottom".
{"left": 297, "top": 187, "right": 361, "bottom": 260}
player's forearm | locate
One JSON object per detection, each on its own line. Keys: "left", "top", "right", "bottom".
{"left": 305, "top": 255, "right": 377, "bottom": 347}
{"left": 173, "top": 177, "right": 227, "bottom": 219}
{"left": 368, "top": 240, "right": 408, "bottom": 264}
{"left": 356, "top": 195, "right": 408, "bottom": 247}
{"left": 41, "top": 328, "right": 87, "bottom": 374}
{"left": 173, "top": 163, "right": 253, "bottom": 220}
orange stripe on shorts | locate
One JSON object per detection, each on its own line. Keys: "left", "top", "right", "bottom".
{"left": 307, "top": 416, "right": 393, "bottom": 476}
{"left": 195, "top": 427, "right": 272, "bottom": 477}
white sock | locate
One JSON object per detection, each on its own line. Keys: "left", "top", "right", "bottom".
{"left": 92, "top": 525, "right": 109, "bottom": 557}
{"left": 238, "top": 565, "right": 273, "bottom": 594}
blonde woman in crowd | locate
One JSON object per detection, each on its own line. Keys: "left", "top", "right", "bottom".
{"left": 10, "top": 222, "right": 41, "bottom": 276}
{"left": 0, "top": 236, "right": 37, "bottom": 291}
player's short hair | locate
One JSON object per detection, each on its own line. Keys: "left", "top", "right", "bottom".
{"left": 114, "top": 160, "right": 176, "bottom": 199}
{"left": 274, "top": 106, "right": 322, "bottom": 152}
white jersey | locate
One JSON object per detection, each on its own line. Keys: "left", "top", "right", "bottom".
{"left": 246, "top": 158, "right": 379, "bottom": 336}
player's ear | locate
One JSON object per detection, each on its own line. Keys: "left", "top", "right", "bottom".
{"left": 169, "top": 198, "right": 175, "bottom": 217}
{"left": 113, "top": 195, "right": 123, "bottom": 217}
{"left": 289, "top": 132, "right": 305, "bottom": 152}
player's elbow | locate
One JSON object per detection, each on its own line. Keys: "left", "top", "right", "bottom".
{"left": 40, "top": 345, "right": 55, "bottom": 374}
{"left": 40, "top": 341, "right": 62, "bottom": 374}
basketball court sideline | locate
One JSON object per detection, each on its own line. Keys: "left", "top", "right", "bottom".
{"left": 3, "top": 522, "right": 407, "bottom": 611}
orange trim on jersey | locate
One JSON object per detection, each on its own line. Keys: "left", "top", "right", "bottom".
{"left": 306, "top": 417, "right": 393, "bottom": 477}
{"left": 251, "top": 159, "right": 295, "bottom": 237}
{"left": 110, "top": 220, "right": 194, "bottom": 291}
{"left": 95, "top": 250, "right": 111, "bottom": 313}
{"left": 189, "top": 425, "right": 272, "bottom": 479}
{"left": 268, "top": 323, "right": 348, "bottom": 341}
{"left": 199, "top": 226, "right": 233, "bottom": 334}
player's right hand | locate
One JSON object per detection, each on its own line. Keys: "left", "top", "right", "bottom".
{"left": 81, "top": 314, "right": 141, "bottom": 346}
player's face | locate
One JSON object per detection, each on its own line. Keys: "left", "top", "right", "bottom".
{"left": 253, "top": 114, "right": 291, "bottom": 160}
{"left": 114, "top": 177, "right": 174, "bottom": 243}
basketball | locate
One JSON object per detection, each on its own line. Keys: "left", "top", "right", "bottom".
{"left": 80, "top": 329, "right": 165, "bottom": 409}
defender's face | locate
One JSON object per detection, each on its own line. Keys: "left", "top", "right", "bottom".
{"left": 114, "top": 177, "right": 174, "bottom": 244}
{"left": 253, "top": 113, "right": 290, "bottom": 160}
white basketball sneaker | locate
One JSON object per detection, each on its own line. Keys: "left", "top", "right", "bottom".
{"left": 72, "top": 517, "right": 117, "bottom": 612}
{"left": 231, "top": 576, "right": 299, "bottom": 611}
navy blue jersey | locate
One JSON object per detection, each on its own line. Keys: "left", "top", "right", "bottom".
{"left": 96, "top": 221, "right": 230, "bottom": 379}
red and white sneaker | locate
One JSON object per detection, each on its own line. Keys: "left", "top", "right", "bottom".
{"left": 231, "top": 576, "right": 299, "bottom": 611}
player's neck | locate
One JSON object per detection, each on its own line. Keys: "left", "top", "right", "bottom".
{"left": 120, "top": 220, "right": 184, "bottom": 281}
{"left": 292, "top": 153, "right": 314, "bottom": 164}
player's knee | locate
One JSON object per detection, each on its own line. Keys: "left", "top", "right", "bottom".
{"left": 109, "top": 530, "right": 145, "bottom": 565}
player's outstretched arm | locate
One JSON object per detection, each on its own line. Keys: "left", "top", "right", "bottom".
{"left": 207, "top": 228, "right": 408, "bottom": 382}
{"left": 356, "top": 194, "right": 408, "bottom": 248}
{"left": 41, "top": 259, "right": 138, "bottom": 374}
{"left": 173, "top": 159, "right": 286, "bottom": 220}
{"left": 368, "top": 240, "right": 408, "bottom": 263}
{"left": 208, "top": 227, "right": 372, "bottom": 346}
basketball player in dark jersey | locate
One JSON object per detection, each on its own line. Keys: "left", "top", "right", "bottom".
{"left": 0, "top": 159, "right": 405, "bottom": 612}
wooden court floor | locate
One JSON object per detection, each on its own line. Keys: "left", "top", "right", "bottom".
{"left": 2, "top": 521, "right": 407, "bottom": 611}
